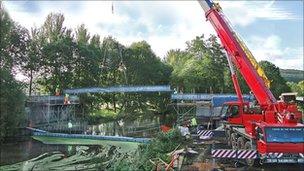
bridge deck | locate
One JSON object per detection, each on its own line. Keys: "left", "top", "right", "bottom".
{"left": 63, "top": 85, "right": 171, "bottom": 94}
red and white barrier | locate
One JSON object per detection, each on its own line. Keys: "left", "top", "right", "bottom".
{"left": 212, "top": 150, "right": 304, "bottom": 161}
{"left": 237, "top": 150, "right": 258, "bottom": 159}
{"left": 212, "top": 149, "right": 236, "bottom": 158}
{"left": 211, "top": 149, "right": 257, "bottom": 159}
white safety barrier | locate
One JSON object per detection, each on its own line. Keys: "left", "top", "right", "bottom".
{"left": 237, "top": 150, "right": 258, "bottom": 159}
{"left": 197, "top": 130, "right": 214, "bottom": 139}
{"left": 267, "top": 152, "right": 283, "bottom": 158}
{"left": 211, "top": 149, "right": 257, "bottom": 159}
{"left": 212, "top": 149, "right": 237, "bottom": 158}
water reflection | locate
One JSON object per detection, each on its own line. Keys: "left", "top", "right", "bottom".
{"left": 0, "top": 118, "right": 160, "bottom": 166}
{"left": 88, "top": 118, "right": 160, "bottom": 138}
{"left": 0, "top": 138, "right": 74, "bottom": 166}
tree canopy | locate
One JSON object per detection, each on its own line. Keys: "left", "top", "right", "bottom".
{"left": 259, "top": 60, "right": 291, "bottom": 98}
{"left": 1, "top": 6, "right": 299, "bottom": 134}
{"left": 165, "top": 35, "right": 230, "bottom": 93}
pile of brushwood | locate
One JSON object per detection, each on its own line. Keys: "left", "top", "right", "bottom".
{"left": 0, "top": 129, "right": 185, "bottom": 171}
{"left": 109, "top": 128, "right": 186, "bottom": 171}
{"left": 0, "top": 146, "right": 126, "bottom": 171}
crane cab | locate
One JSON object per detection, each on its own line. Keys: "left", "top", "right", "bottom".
{"left": 279, "top": 93, "right": 297, "bottom": 103}
{"left": 220, "top": 101, "right": 264, "bottom": 128}
{"left": 220, "top": 101, "right": 244, "bottom": 125}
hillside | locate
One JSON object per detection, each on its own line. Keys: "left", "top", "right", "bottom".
{"left": 280, "top": 69, "right": 304, "bottom": 83}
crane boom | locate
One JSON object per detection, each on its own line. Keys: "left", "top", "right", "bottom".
{"left": 196, "top": 1, "right": 303, "bottom": 163}
{"left": 235, "top": 34, "right": 271, "bottom": 88}
{"left": 198, "top": 0, "right": 276, "bottom": 106}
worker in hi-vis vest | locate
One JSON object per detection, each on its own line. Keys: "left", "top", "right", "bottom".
{"left": 190, "top": 117, "right": 198, "bottom": 133}
{"left": 191, "top": 117, "right": 197, "bottom": 127}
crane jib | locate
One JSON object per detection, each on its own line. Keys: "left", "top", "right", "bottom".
{"left": 198, "top": 0, "right": 277, "bottom": 106}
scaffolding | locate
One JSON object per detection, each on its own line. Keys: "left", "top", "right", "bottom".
{"left": 171, "top": 101, "right": 211, "bottom": 127}
{"left": 171, "top": 94, "right": 212, "bottom": 126}
{"left": 171, "top": 93, "right": 253, "bottom": 128}
{"left": 26, "top": 95, "right": 86, "bottom": 133}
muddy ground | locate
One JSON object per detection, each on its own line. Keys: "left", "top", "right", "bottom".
{"left": 181, "top": 137, "right": 304, "bottom": 171}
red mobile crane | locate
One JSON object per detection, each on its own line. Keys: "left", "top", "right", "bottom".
{"left": 198, "top": 0, "right": 304, "bottom": 165}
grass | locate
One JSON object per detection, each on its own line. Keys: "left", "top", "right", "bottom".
{"left": 32, "top": 136, "right": 140, "bottom": 153}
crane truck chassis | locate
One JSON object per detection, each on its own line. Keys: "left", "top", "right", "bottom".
{"left": 197, "top": 0, "right": 304, "bottom": 166}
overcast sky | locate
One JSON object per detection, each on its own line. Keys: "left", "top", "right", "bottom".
{"left": 3, "top": 0, "right": 303, "bottom": 70}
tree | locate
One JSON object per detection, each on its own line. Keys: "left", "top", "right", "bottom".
{"left": 287, "top": 81, "right": 304, "bottom": 96}
{"left": 126, "top": 41, "right": 171, "bottom": 85}
{"left": 166, "top": 35, "right": 229, "bottom": 93}
{"left": 73, "top": 24, "right": 102, "bottom": 87}
{"left": 0, "top": 3, "right": 25, "bottom": 141}
{"left": 165, "top": 49, "right": 191, "bottom": 91}
{"left": 38, "top": 13, "right": 75, "bottom": 94}
{"left": 0, "top": 2, "right": 14, "bottom": 71}
{"left": 15, "top": 27, "right": 44, "bottom": 96}
{"left": 114, "top": 41, "right": 172, "bottom": 119}
{"left": 72, "top": 24, "right": 103, "bottom": 114}
{"left": 259, "top": 61, "right": 291, "bottom": 98}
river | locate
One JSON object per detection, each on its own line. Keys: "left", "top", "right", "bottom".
{"left": 0, "top": 118, "right": 160, "bottom": 167}
{"left": 0, "top": 138, "right": 77, "bottom": 166}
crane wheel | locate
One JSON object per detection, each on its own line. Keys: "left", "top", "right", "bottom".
{"left": 231, "top": 133, "right": 238, "bottom": 150}
{"left": 237, "top": 137, "right": 245, "bottom": 149}
{"left": 244, "top": 141, "right": 256, "bottom": 167}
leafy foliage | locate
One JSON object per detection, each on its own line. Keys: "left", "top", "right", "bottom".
{"left": 89, "top": 109, "right": 119, "bottom": 124}
{"left": 109, "top": 128, "right": 184, "bottom": 171}
{"left": 259, "top": 61, "right": 291, "bottom": 98}
{"left": 0, "top": 70, "right": 25, "bottom": 141}
{"left": 287, "top": 81, "right": 304, "bottom": 96}
{"left": 0, "top": 3, "right": 25, "bottom": 141}
{"left": 287, "top": 81, "right": 304, "bottom": 112}
{"left": 166, "top": 35, "right": 232, "bottom": 93}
